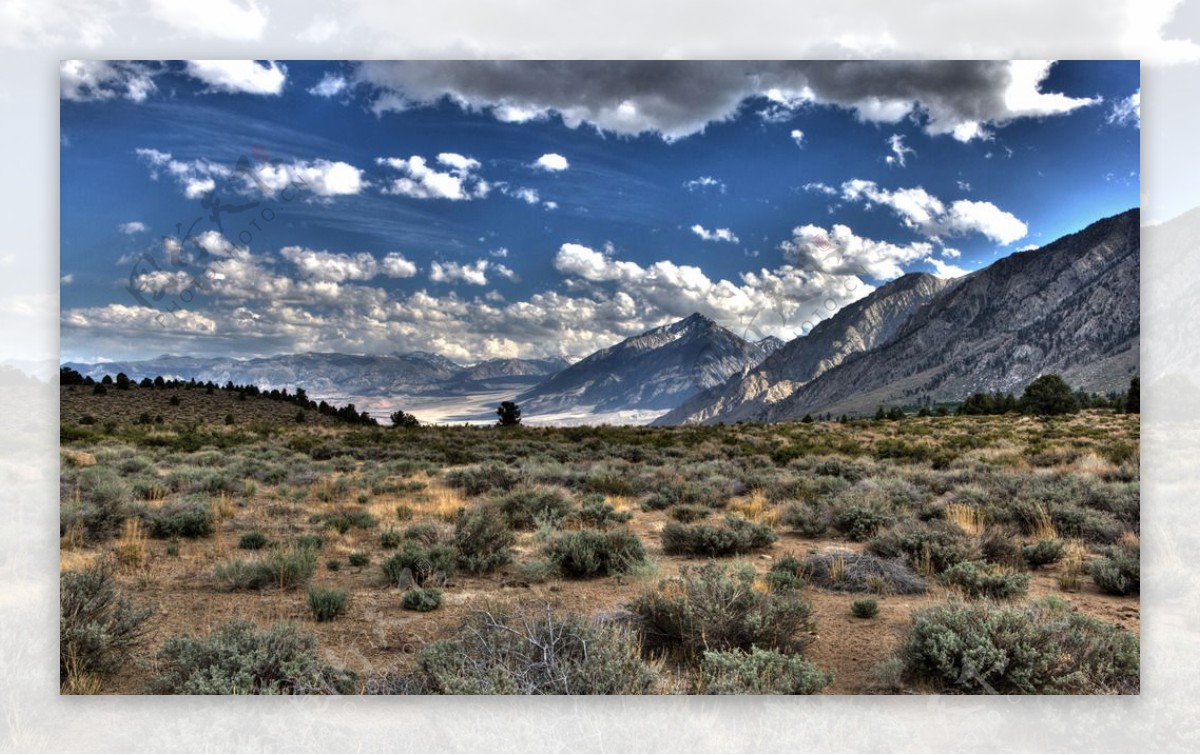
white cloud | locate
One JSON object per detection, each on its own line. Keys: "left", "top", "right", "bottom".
{"left": 684, "top": 176, "right": 726, "bottom": 193}
{"left": 781, "top": 224, "right": 935, "bottom": 280}
{"left": 381, "top": 253, "right": 419, "bottom": 278}
{"left": 885, "top": 133, "right": 915, "bottom": 167}
{"left": 1107, "top": 89, "right": 1140, "bottom": 128}
{"left": 149, "top": 0, "right": 269, "bottom": 41}
{"left": 956, "top": 180, "right": 972, "bottom": 192}
{"left": 499, "top": 184, "right": 541, "bottom": 204}
{"left": 490, "top": 248, "right": 509, "bottom": 258}
{"left": 840, "top": 179, "right": 1027, "bottom": 244}
{"left": 308, "top": 73, "right": 348, "bottom": 98}
{"left": 279, "top": 247, "right": 419, "bottom": 282}
{"left": 60, "top": 274, "right": 74, "bottom": 285}
{"left": 118, "top": 221, "right": 146, "bottom": 235}
{"left": 790, "top": 129, "right": 805, "bottom": 147}
{"left": 429, "top": 259, "right": 495, "bottom": 286}
{"left": 925, "top": 257, "right": 970, "bottom": 278}
{"left": 135, "top": 147, "right": 232, "bottom": 199}
{"left": 544, "top": 201, "right": 559, "bottom": 211}
{"left": 691, "top": 225, "right": 740, "bottom": 244}
{"left": 60, "top": 60, "right": 156, "bottom": 102}
{"left": 533, "top": 153, "right": 569, "bottom": 171}
{"left": 185, "top": 60, "right": 286, "bottom": 95}
{"left": 244, "top": 159, "right": 366, "bottom": 197}
{"left": 376, "top": 154, "right": 489, "bottom": 201}
{"left": 802, "top": 182, "right": 838, "bottom": 196}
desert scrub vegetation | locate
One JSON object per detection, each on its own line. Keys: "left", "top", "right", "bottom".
{"left": 215, "top": 545, "right": 318, "bottom": 591}
{"left": 893, "top": 599, "right": 1139, "bottom": 694}
{"left": 150, "top": 620, "right": 357, "bottom": 694}
{"left": 544, "top": 529, "right": 648, "bottom": 578}
{"left": 938, "top": 561, "right": 1030, "bottom": 600}
{"left": 496, "top": 486, "right": 575, "bottom": 529}
{"left": 386, "top": 606, "right": 660, "bottom": 694}
{"left": 1090, "top": 538, "right": 1140, "bottom": 596}
{"left": 630, "top": 562, "right": 817, "bottom": 659}
{"left": 307, "top": 585, "right": 349, "bottom": 622}
{"left": 660, "top": 515, "right": 776, "bottom": 557}
{"left": 803, "top": 550, "right": 927, "bottom": 595}
{"left": 60, "top": 562, "right": 154, "bottom": 691}
{"left": 381, "top": 540, "right": 456, "bottom": 587}
{"left": 453, "top": 504, "right": 515, "bottom": 574}
{"left": 698, "top": 648, "right": 832, "bottom": 695}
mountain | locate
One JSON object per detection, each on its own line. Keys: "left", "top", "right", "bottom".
{"left": 62, "top": 352, "right": 565, "bottom": 399}
{"left": 516, "top": 313, "right": 773, "bottom": 415}
{"left": 759, "top": 208, "right": 1140, "bottom": 420}
{"left": 656, "top": 273, "right": 951, "bottom": 425}
{"left": 757, "top": 336, "right": 786, "bottom": 354}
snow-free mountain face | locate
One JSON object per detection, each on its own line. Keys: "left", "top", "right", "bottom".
{"left": 760, "top": 208, "right": 1140, "bottom": 420}
{"left": 515, "top": 313, "right": 773, "bottom": 415}
{"left": 656, "top": 273, "right": 951, "bottom": 425}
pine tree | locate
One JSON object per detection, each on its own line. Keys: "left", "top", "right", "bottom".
{"left": 496, "top": 401, "right": 522, "bottom": 427}
{"left": 1020, "top": 374, "right": 1079, "bottom": 416}
{"left": 1124, "top": 376, "right": 1140, "bottom": 414}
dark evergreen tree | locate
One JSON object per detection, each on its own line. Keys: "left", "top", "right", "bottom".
{"left": 496, "top": 401, "right": 522, "bottom": 427}
{"left": 1124, "top": 376, "right": 1140, "bottom": 414}
{"left": 1020, "top": 374, "right": 1079, "bottom": 416}
{"left": 390, "top": 410, "right": 420, "bottom": 428}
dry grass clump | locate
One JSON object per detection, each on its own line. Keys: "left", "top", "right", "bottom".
{"left": 802, "top": 550, "right": 927, "bottom": 595}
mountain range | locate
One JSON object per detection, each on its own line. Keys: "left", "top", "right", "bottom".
{"left": 63, "top": 209, "right": 1139, "bottom": 425}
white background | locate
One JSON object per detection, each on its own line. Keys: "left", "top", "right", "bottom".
{"left": 2, "top": 1, "right": 1198, "bottom": 751}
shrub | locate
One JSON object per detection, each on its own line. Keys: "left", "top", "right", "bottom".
{"left": 445, "top": 462, "right": 521, "bottom": 496}
{"left": 215, "top": 546, "right": 318, "bottom": 591}
{"left": 802, "top": 550, "right": 927, "bottom": 595}
{"left": 407, "top": 606, "right": 659, "bottom": 694}
{"left": 296, "top": 533, "right": 324, "bottom": 551}
{"left": 379, "top": 528, "right": 402, "bottom": 549}
{"left": 381, "top": 542, "right": 456, "bottom": 587}
{"left": 780, "top": 501, "right": 831, "bottom": 537}
{"left": 1021, "top": 538, "right": 1065, "bottom": 568}
{"left": 1090, "top": 540, "right": 1140, "bottom": 596}
{"left": 149, "top": 500, "right": 215, "bottom": 539}
{"left": 939, "top": 561, "right": 1030, "bottom": 599}
{"left": 403, "top": 521, "right": 442, "bottom": 545}
{"left": 699, "top": 648, "right": 831, "bottom": 695}
{"left": 832, "top": 505, "right": 892, "bottom": 541}
{"left": 348, "top": 551, "right": 370, "bottom": 569}
{"left": 630, "top": 562, "right": 816, "bottom": 659}
{"left": 497, "top": 487, "right": 575, "bottom": 530}
{"left": 402, "top": 587, "right": 443, "bottom": 612}
{"left": 660, "top": 515, "right": 776, "bottom": 557}
{"left": 574, "top": 494, "right": 634, "bottom": 529}
{"left": 764, "top": 554, "right": 806, "bottom": 592}
{"left": 322, "top": 508, "right": 378, "bottom": 534}
{"left": 668, "top": 504, "right": 711, "bottom": 523}
{"left": 150, "top": 620, "right": 357, "bottom": 694}
{"left": 454, "top": 505, "right": 516, "bottom": 574}
{"left": 851, "top": 598, "right": 880, "bottom": 619}
{"left": 326, "top": 559, "right": 341, "bottom": 572}
{"left": 307, "top": 586, "right": 349, "bottom": 622}
{"left": 60, "top": 563, "right": 154, "bottom": 684}
{"left": 544, "top": 529, "right": 648, "bottom": 578}
{"left": 866, "top": 519, "right": 981, "bottom": 574}
{"left": 238, "top": 531, "right": 269, "bottom": 550}
{"left": 979, "top": 527, "right": 1024, "bottom": 568}
{"left": 896, "top": 599, "right": 1138, "bottom": 694}
{"left": 515, "top": 559, "right": 557, "bottom": 584}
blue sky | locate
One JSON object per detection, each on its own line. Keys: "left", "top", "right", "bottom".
{"left": 59, "top": 60, "right": 1140, "bottom": 363}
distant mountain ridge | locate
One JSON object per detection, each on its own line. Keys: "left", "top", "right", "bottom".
{"left": 516, "top": 313, "right": 774, "bottom": 414}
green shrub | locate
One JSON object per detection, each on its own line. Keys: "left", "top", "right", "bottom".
{"left": 238, "top": 531, "right": 269, "bottom": 550}
{"left": 322, "top": 508, "right": 378, "bottom": 534}
{"left": 215, "top": 546, "right": 318, "bottom": 591}
{"left": 896, "top": 599, "right": 1139, "bottom": 694}
{"left": 515, "top": 559, "right": 558, "bottom": 584}
{"left": 295, "top": 533, "right": 324, "bottom": 551}
{"left": 394, "top": 504, "right": 414, "bottom": 522}
{"left": 575, "top": 494, "right": 634, "bottom": 529}
{"left": 325, "top": 559, "right": 341, "bottom": 572}
{"left": 833, "top": 505, "right": 893, "bottom": 541}
{"left": 866, "top": 519, "right": 980, "bottom": 574}
{"left": 1021, "top": 538, "right": 1065, "bottom": 568}
{"left": 307, "top": 586, "right": 349, "bottom": 621}
{"left": 851, "top": 598, "right": 879, "bottom": 619}
{"left": 764, "top": 554, "right": 806, "bottom": 592}
{"left": 938, "top": 561, "right": 1030, "bottom": 599}
{"left": 544, "top": 529, "right": 648, "bottom": 578}
{"left": 630, "top": 562, "right": 816, "bottom": 659}
{"left": 60, "top": 562, "right": 154, "bottom": 683}
{"left": 660, "top": 515, "right": 776, "bottom": 557}
{"left": 407, "top": 606, "right": 659, "bottom": 694}
{"left": 780, "top": 501, "right": 830, "bottom": 537}
{"left": 497, "top": 487, "right": 575, "bottom": 529}
{"left": 150, "top": 620, "right": 357, "bottom": 694}
{"left": 402, "top": 521, "right": 442, "bottom": 545}
{"left": 149, "top": 501, "right": 215, "bottom": 539}
{"left": 348, "top": 551, "right": 370, "bottom": 568}
{"left": 454, "top": 505, "right": 515, "bottom": 574}
{"left": 402, "top": 587, "right": 443, "bottom": 612}
{"left": 668, "top": 504, "right": 711, "bottom": 523}
{"left": 379, "top": 528, "right": 402, "bottom": 549}
{"left": 1090, "top": 540, "right": 1140, "bottom": 596}
{"left": 699, "top": 648, "right": 831, "bottom": 695}
{"left": 445, "top": 462, "right": 521, "bottom": 496}
{"left": 381, "top": 542, "right": 456, "bottom": 587}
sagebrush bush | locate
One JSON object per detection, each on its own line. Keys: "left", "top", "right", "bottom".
{"left": 445, "top": 462, "right": 521, "bottom": 496}
{"left": 866, "top": 519, "right": 980, "bottom": 574}
{"left": 215, "top": 545, "right": 318, "bottom": 591}
{"left": 238, "top": 531, "right": 268, "bottom": 550}
{"left": 660, "top": 515, "right": 776, "bottom": 557}
{"left": 938, "top": 561, "right": 1030, "bottom": 599}
{"left": 403, "top": 521, "right": 442, "bottom": 545}
{"left": 833, "top": 505, "right": 893, "bottom": 541}
{"left": 1021, "top": 538, "right": 1065, "bottom": 568}
{"left": 780, "top": 501, "right": 831, "bottom": 537}
{"left": 348, "top": 551, "right": 370, "bottom": 568}
{"left": 668, "top": 504, "right": 711, "bottom": 523}
{"left": 699, "top": 648, "right": 831, "bottom": 695}
{"left": 630, "top": 562, "right": 815, "bottom": 659}
{"left": 149, "top": 500, "right": 215, "bottom": 539}
{"left": 379, "top": 528, "right": 402, "bottom": 549}
{"left": 322, "top": 508, "right": 378, "bottom": 534}
{"left": 402, "top": 587, "right": 443, "bottom": 612}
{"left": 296, "top": 533, "right": 324, "bottom": 551}
{"left": 497, "top": 487, "right": 575, "bottom": 529}
{"left": 896, "top": 599, "right": 1139, "bottom": 694}
{"left": 802, "top": 550, "right": 927, "bottom": 595}
{"left": 851, "top": 598, "right": 880, "bottom": 619}
{"left": 307, "top": 585, "right": 349, "bottom": 621}
{"left": 544, "top": 529, "right": 648, "bottom": 578}
{"left": 60, "top": 562, "right": 154, "bottom": 684}
{"left": 454, "top": 504, "right": 515, "bottom": 574}
{"left": 404, "top": 606, "right": 660, "bottom": 694}
{"left": 574, "top": 494, "right": 634, "bottom": 529}
{"left": 381, "top": 541, "right": 456, "bottom": 587}
{"left": 764, "top": 554, "right": 806, "bottom": 592}
{"left": 150, "top": 620, "right": 357, "bottom": 694}
{"left": 1090, "top": 540, "right": 1140, "bottom": 595}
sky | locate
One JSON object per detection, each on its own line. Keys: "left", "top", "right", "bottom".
{"left": 59, "top": 60, "right": 1140, "bottom": 364}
